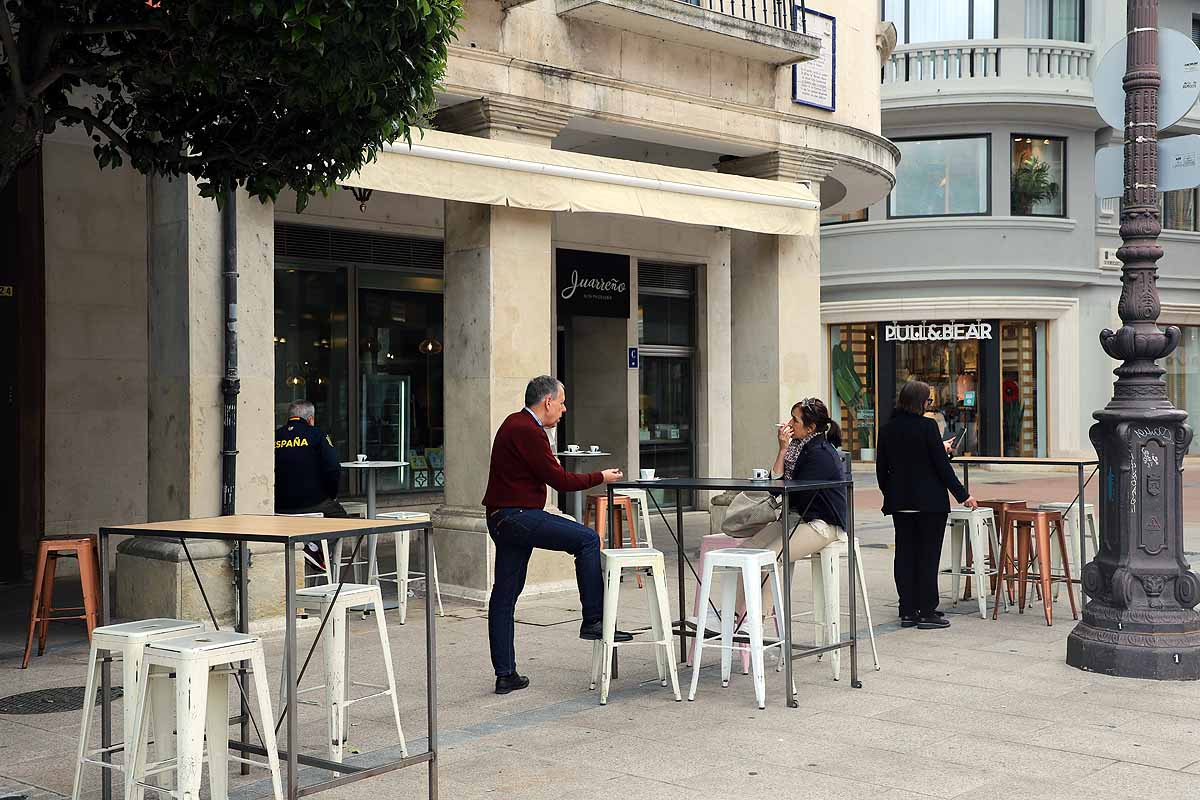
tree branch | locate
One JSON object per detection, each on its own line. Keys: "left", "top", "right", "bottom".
{"left": 49, "top": 105, "right": 131, "bottom": 153}
{"left": 0, "top": 3, "right": 26, "bottom": 102}
{"left": 69, "top": 23, "right": 163, "bottom": 36}
{"left": 28, "top": 54, "right": 132, "bottom": 97}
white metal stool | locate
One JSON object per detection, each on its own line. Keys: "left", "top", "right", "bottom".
{"left": 1037, "top": 501, "right": 1099, "bottom": 599}
{"left": 375, "top": 512, "right": 444, "bottom": 624}
{"left": 72, "top": 618, "right": 205, "bottom": 800}
{"left": 588, "top": 548, "right": 680, "bottom": 705}
{"left": 944, "top": 507, "right": 1006, "bottom": 619}
{"left": 688, "top": 548, "right": 786, "bottom": 709}
{"left": 788, "top": 538, "right": 882, "bottom": 680}
{"left": 278, "top": 512, "right": 335, "bottom": 586}
{"left": 125, "top": 630, "right": 283, "bottom": 800}
{"left": 292, "top": 583, "right": 407, "bottom": 765}
{"left": 612, "top": 489, "right": 655, "bottom": 548}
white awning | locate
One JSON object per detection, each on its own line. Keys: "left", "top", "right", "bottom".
{"left": 341, "top": 130, "right": 819, "bottom": 237}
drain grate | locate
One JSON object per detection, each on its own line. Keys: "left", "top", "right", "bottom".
{"left": 0, "top": 686, "right": 123, "bottom": 715}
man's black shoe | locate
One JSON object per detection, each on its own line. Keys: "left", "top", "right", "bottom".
{"left": 900, "top": 615, "right": 919, "bottom": 628}
{"left": 579, "top": 621, "right": 633, "bottom": 642}
{"left": 495, "top": 672, "right": 530, "bottom": 694}
{"left": 916, "top": 614, "right": 951, "bottom": 630}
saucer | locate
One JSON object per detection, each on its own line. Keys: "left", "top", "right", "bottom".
{"left": 639, "top": 476, "right": 663, "bottom": 482}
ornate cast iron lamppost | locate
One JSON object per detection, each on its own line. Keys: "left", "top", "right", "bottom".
{"left": 1066, "top": 0, "right": 1200, "bottom": 679}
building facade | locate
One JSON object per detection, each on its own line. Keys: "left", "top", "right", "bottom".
{"left": 821, "top": 0, "right": 1200, "bottom": 463}
{"left": 4, "top": 0, "right": 897, "bottom": 616}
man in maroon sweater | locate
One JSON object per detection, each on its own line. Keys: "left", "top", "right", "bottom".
{"left": 482, "top": 375, "right": 629, "bottom": 694}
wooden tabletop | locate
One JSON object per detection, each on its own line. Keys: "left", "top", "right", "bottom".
{"left": 99, "top": 513, "right": 431, "bottom": 543}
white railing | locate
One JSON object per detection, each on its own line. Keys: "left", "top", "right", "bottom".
{"left": 883, "top": 39, "right": 1093, "bottom": 86}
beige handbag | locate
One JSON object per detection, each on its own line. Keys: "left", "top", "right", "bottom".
{"left": 720, "top": 491, "right": 782, "bottom": 538}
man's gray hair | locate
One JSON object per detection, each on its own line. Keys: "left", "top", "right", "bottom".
{"left": 287, "top": 399, "right": 316, "bottom": 420}
{"left": 524, "top": 375, "right": 563, "bottom": 408}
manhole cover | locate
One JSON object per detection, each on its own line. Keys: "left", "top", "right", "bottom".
{"left": 0, "top": 686, "right": 123, "bottom": 715}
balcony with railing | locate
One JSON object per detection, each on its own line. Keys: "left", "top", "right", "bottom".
{"left": 555, "top": 0, "right": 820, "bottom": 65}
{"left": 881, "top": 39, "right": 1094, "bottom": 108}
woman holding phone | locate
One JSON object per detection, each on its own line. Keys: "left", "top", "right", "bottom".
{"left": 876, "top": 380, "right": 978, "bottom": 630}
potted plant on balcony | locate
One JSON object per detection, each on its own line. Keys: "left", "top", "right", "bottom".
{"left": 1011, "top": 156, "right": 1059, "bottom": 216}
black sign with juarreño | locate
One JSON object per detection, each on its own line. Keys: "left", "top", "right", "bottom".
{"left": 556, "top": 249, "right": 630, "bottom": 319}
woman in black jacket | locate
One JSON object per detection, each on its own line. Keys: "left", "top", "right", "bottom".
{"left": 876, "top": 380, "right": 977, "bottom": 629}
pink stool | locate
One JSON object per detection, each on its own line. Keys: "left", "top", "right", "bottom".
{"left": 688, "top": 534, "right": 749, "bottom": 667}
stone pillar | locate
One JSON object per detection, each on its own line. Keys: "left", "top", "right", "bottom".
{"left": 434, "top": 202, "right": 566, "bottom": 602}
{"left": 117, "top": 178, "right": 282, "bottom": 627}
{"left": 719, "top": 152, "right": 831, "bottom": 477}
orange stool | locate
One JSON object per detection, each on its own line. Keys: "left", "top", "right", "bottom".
{"left": 993, "top": 509, "right": 1078, "bottom": 626}
{"left": 23, "top": 536, "right": 102, "bottom": 668}
{"left": 584, "top": 495, "right": 643, "bottom": 587}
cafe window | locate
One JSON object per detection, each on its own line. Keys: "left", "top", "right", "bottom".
{"left": 883, "top": 0, "right": 995, "bottom": 44}
{"left": 1011, "top": 136, "right": 1065, "bottom": 217}
{"left": 999, "top": 321, "right": 1046, "bottom": 458}
{"left": 889, "top": 136, "right": 990, "bottom": 218}
{"left": 1165, "top": 325, "right": 1200, "bottom": 454}
{"left": 1025, "top": 0, "right": 1084, "bottom": 42}
{"left": 1160, "top": 189, "right": 1198, "bottom": 232}
{"left": 638, "top": 262, "right": 697, "bottom": 508}
{"left": 274, "top": 223, "right": 445, "bottom": 496}
{"left": 829, "top": 324, "right": 877, "bottom": 461}
{"left": 894, "top": 330, "right": 984, "bottom": 455}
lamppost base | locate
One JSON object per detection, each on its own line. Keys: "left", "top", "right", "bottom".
{"left": 1067, "top": 601, "right": 1200, "bottom": 680}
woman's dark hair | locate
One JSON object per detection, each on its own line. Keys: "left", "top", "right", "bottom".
{"left": 791, "top": 397, "right": 842, "bottom": 449}
{"left": 897, "top": 380, "right": 932, "bottom": 415}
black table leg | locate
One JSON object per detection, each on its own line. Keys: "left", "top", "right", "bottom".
{"left": 284, "top": 550, "right": 298, "bottom": 800}
{"left": 238, "top": 540, "right": 250, "bottom": 775}
{"left": 99, "top": 531, "right": 112, "bottom": 800}
{"left": 848, "top": 484, "right": 861, "bottom": 689}
{"left": 607, "top": 484, "right": 616, "bottom": 680}
{"left": 1078, "top": 465, "right": 1088, "bottom": 605}
{"left": 425, "top": 526, "right": 439, "bottom": 799}
{"left": 782, "top": 491, "right": 795, "bottom": 708}
{"left": 676, "top": 487, "right": 686, "bottom": 663}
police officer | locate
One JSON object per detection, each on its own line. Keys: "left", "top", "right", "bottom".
{"left": 274, "top": 400, "right": 346, "bottom": 516}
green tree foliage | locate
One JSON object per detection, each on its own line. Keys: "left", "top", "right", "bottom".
{"left": 1, "top": 0, "right": 461, "bottom": 207}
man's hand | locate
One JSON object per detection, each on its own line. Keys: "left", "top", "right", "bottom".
{"left": 601, "top": 468, "right": 624, "bottom": 483}
{"left": 963, "top": 495, "right": 979, "bottom": 510}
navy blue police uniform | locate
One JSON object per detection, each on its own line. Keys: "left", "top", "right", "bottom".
{"left": 274, "top": 417, "right": 342, "bottom": 513}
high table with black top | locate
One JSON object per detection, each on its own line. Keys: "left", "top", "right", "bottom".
{"left": 95, "top": 514, "right": 439, "bottom": 800}
{"left": 606, "top": 476, "right": 859, "bottom": 709}
{"left": 554, "top": 449, "right": 611, "bottom": 522}
{"left": 340, "top": 460, "right": 408, "bottom": 582}
{"left": 952, "top": 456, "right": 1100, "bottom": 602}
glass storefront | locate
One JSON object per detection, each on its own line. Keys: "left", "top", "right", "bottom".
{"left": 1164, "top": 325, "right": 1200, "bottom": 454}
{"left": 638, "top": 263, "right": 697, "bottom": 508}
{"left": 274, "top": 224, "right": 445, "bottom": 497}
{"left": 830, "top": 319, "right": 1047, "bottom": 459}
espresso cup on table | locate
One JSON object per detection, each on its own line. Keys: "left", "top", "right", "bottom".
{"left": 751, "top": 468, "right": 769, "bottom": 480}
{"left": 356, "top": 454, "right": 367, "bottom": 463}
{"left": 589, "top": 445, "right": 600, "bottom": 453}
{"left": 567, "top": 444, "right": 580, "bottom": 452}
{"left": 640, "top": 468, "right": 655, "bottom": 480}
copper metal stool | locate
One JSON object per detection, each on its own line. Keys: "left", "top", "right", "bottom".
{"left": 584, "top": 494, "right": 643, "bottom": 587}
{"left": 23, "top": 536, "right": 102, "bottom": 668}
{"left": 993, "top": 509, "right": 1079, "bottom": 626}
{"left": 972, "top": 500, "right": 1028, "bottom": 600}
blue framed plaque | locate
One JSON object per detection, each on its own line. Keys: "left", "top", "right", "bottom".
{"left": 792, "top": 8, "right": 836, "bottom": 113}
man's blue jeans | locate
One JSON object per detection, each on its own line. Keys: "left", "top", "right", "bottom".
{"left": 487, "top": 508, "right": 603, "bottom": 677}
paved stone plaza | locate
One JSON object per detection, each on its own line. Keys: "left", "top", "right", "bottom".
{"left": 3, "top": 469, "right": 1199, "bottom": 800}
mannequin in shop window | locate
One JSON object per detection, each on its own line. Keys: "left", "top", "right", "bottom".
{"left": 923, "top": 385, "right": 948, "bottom": 438}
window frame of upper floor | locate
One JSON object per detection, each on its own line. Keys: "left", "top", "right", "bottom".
{"left": 1024, "top": 0, "right": 1086, "bottom": 43}
{"left": 882, "top": 0, "right": 997, "bottom": 45}
{"left": 1010, "top": 134, "right": 1067, "bottom": 219}
{"left": 887, "top": 134, "right": 993, "bottom": 220}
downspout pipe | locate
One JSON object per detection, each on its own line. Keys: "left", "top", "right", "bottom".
{"left": 220, "top": 191, "right": 240, "bottom": 515}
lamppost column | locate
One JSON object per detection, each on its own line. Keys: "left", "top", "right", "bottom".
{"left": 1066, "top": 0, "right": 1200, "bottom": 679}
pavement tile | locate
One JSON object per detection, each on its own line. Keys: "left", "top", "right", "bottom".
{"left": 1073, "top": 762, "right": 1200, "bottom": 796}
{"left": 679, "top": 762, "right": 916, "bottom": 800}
{"left": 1021, "top": 722, "right": 1200, "bottom": 770}
{"left": 874, "top": 699, "right": 1055, "bottom": 738}
{"left": 938, "top": 738, "right": 1113, "bottom": 784}
{"left": 792, "top": 710, "right": 954, "bottom": 754}
{"left": 949, "top": 776, "right": 1136, "bottom": 800}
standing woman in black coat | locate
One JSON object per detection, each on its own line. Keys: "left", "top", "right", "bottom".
{"left": 876, "top": 380, "right": 978, "bottom": 629}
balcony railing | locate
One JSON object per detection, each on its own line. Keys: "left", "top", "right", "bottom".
{"left": 883, "top": 39, "right": 1093, "bottom": 85}
{"left": 688, "top": 0, "right": 807, "bottom": 32}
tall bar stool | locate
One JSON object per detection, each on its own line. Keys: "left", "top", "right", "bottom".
{"left": 588, "top": 548, "right": 680, "bottom": 705}
{"left": 124, "top": 630, "right": 283, "bottom": 800}
{"left": 23, "top": 535, "right": 102, "bottom": 669}
{"left": 584, "top": 495, "right": 644, "bottom": 587}
{"left": 375, "top": 511, "right": 444, "bottom": 624}
{"left": 686, "top": 533, "right": 740, "bottom": 666}
{"left": 291, "top": 583, "right": 407, "bottom": 764}
{"left": 974, "top": 500, "right": 1027, "bottom": 600}
{"left": 993, "top": 509, "right": 1079, "bottom": 626}
{"left": 943, "top": 507, "right": 1006, "bottom": 619}
{"left": 688, "top": 548, "right": 786, "bottom": 709}
{"left": 1037, "top": 501, "right": 1099, "bottom": 599}
{"left": 613, "top": 489, "right": 655, "bottom": 548}
{"left": 278, "top": 512, "right": 334, "bottom": 587}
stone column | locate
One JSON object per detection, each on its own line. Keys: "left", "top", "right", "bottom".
{"left": 117, "top": 177, "right": 281, "bottom": 627}
{"left": 696, "top": 229, "right": 733, "bottom": 509}
{"left": 719, "top": 152, "right": 831, "bottom": 477}
{"left": 432, "top": 96, "right": 576, "bottom": 604}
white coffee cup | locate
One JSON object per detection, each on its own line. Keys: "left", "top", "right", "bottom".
{"left": 751, "top": 468, "right": 769, "bottom": 480}
{"left": 589, "top": 445, "right": 600, "bottom": 453}
{"left": 640, "top": 468, "right": 655, "bottom": 480}
{"left": 356, "top": 454, "right": 367, "bottom": 463}
{"left": 567, "top": 443, "right": 580, "bottom": 452}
